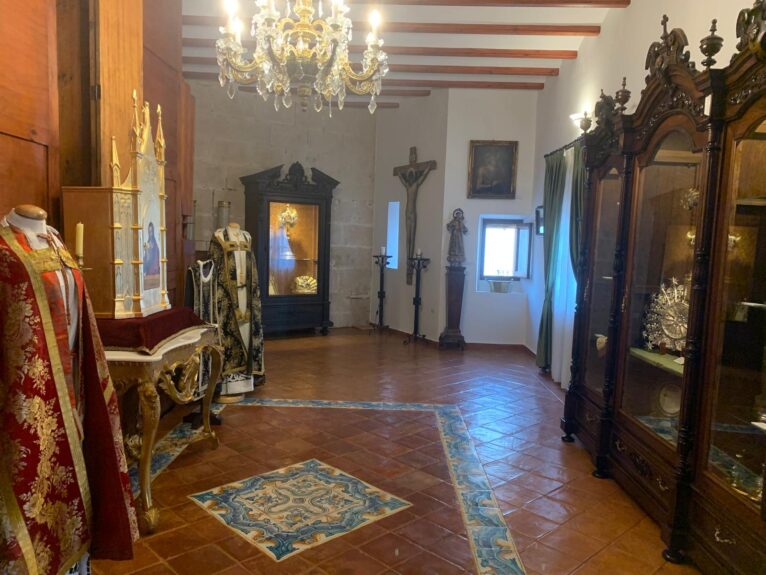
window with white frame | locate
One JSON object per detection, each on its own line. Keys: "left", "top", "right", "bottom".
{"left": 478, "top": 217, "right": 532, "bottom": 280}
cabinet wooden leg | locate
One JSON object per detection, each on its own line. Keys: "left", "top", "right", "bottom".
{"left": 137, "top": 380, "right": 161, "bottom": 534}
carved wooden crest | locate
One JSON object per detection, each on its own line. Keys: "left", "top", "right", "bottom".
{"left": 645, "top": 15, "right": 699, "bottom": 88}
{"left": 583, "top": 80, "right": 629, "bottom": 169}
{"left": 736, "top": 0, "right": 766, "bottom": 58}
{"left": 631, "top": 16, "right": 706, "bottom": 145}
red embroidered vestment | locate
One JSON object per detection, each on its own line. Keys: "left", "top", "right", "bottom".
{"left": 0, "top": 226, "right": 138, "bottom": 575}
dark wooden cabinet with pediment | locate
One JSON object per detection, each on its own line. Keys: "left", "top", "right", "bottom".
{"left": 563, "top": 7, "right": 766, "bottom": 574}
{"left": 242, "top": 162, "right": 338, "bottom": 335}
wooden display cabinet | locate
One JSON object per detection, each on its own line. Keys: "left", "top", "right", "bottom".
{"left": 685, "top": 10, "right": 766, "bottom": 572}
{"left": 562, "top": 85, "right": 633, "bottom": 479}
{"left": 242, "top": 162, "right": 338, "bottom": 335}
{"left": 563, "top": 7, "right": 766, "bottom": 573}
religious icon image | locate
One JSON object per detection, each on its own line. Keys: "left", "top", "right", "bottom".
{"left": 143, "top": 220, "right": 161, "bottom": 289}
{"left": 393, "top": 146, "right": 437, "bottom": 284}
{"left": 467, "top": 140, "right": 518, "bottom": 199}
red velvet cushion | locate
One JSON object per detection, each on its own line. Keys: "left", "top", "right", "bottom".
{"left": 97, "top": 307, "right": 205, "bottom": 354}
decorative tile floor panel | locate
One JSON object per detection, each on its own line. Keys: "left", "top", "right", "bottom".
{"left": 190, "top": 458, "right": 412, "bottom": 561}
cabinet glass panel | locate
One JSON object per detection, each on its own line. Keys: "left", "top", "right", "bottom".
{"left": 584, "top": 169, "right": 622, "bottom": 396}
{"left": 620, "top": 131, "right": 702, "bottom": 445}
{"left": 268, "top": 202, "right": 319, "bottom": 296}
{"left": 707, "top": 118, "right": 766, "bottom": 507}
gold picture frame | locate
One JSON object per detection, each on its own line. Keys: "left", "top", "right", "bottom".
{"left": 467, "top": 140, "right": 518, "bottom": 199}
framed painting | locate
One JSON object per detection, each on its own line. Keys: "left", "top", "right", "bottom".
{"left": 467, "top": 140, "right": 518, "bottom": 199}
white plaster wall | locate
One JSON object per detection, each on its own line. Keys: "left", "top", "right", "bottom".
{"left": 190, "top": 79, "right": 377, "bottom": 327}
{"left": 527, "top": 1, "right": 746, "bottom": 352}
{"left": 443, "top": 89, "right": 538, "bottom": 346}
{"left": 371, "top": 90, "right": 449, "bottom": 339}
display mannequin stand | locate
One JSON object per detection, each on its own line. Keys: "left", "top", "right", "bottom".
{"left": 372, "top": 254, "right": 392, "bottom": 332}
{"left": 405, "top": 255, "right": 430, "bottom": 344}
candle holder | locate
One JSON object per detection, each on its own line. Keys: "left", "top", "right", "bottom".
{"left": 76, "top": 255, "right": 93, "bottom": 271}
{"left": 405, "top": 255, "right": 430, "bottom": 344}
{"left": 372, "top": 254, "right": 392, "bottom": 332}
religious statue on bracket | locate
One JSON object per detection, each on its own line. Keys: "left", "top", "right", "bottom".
{"left": 393, "top": 146, "right": 437, "bottom": 284}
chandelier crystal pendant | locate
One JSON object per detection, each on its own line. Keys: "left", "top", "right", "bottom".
{"left": 216, "top": 0, "right": 389, "bottom": 114}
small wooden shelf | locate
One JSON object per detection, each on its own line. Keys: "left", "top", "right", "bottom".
{"left": 629, "top": 347, "right": 684, "bottom": 377}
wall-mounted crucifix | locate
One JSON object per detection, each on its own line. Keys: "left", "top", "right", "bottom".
{"left": 393, "top": 146, "right": 437, "bottom": 284}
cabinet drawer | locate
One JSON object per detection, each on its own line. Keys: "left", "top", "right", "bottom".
{"left": 575, "top": 396, "right": 602, "bottom": 439}
{"left": 610, "top": 428, "right": 674, "bottom": 511}
{"left": 688, "top": 497, "right": 766, "bottom": 575}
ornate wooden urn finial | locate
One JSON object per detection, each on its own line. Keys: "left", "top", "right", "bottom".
{"left": 700, "top": 19, "right": 724, "bottom": 69}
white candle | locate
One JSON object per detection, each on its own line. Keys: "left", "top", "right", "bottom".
{"left": 75, "top": 222, "right": 84, "bottom": 258}
{"left": 380, "top": 246, "right": 386, "bottom": 255}
{"left": 416, "top": 248, "right": 422, "bottom": 257}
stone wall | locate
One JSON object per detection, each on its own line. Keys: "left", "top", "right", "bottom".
{"left": 189, "top": 79, "right": 376, "bottom": 327}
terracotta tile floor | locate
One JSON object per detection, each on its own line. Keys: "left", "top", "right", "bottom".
{"left": 94, "top": 329, "right": 702, "bottom": 575}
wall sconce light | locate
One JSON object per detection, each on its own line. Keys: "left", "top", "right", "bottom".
{"left": 570, "top": 111, "right": 592, "bottom": 133}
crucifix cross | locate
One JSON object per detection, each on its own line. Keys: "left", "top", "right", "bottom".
{"left": 393, "top": 146, "right": 437, "bottom": 284}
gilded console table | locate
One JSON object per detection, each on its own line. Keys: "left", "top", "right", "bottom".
{"left": 105, "top": 326, "right": 222, "bottom": 534}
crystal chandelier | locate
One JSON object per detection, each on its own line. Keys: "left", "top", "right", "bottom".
{"left": 217, "top": 0, "right": 388, "bottom": 114}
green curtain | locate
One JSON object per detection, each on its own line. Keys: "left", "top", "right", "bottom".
{"left": 569, "top": 140, "right": 587, "bottom": 272}
{"left": 536, "top": 149, "right": 567, "bottom": 370}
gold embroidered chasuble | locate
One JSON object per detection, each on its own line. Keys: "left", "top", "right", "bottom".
{"left": 0, "top": 226, "right": 138, "bottom": 575}
{"left": 210, "top": 228, "right": 265, "bottom": 384}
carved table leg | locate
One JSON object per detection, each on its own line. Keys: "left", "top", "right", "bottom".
{"left": 137, "top": 380, "right": 161, "bottom": 534}
{"left": 201, "top": 345, "right": 223, "bottom": 449}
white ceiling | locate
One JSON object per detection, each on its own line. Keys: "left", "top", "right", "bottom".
{"left": 181, "top": 0, "right": 627, "bottom": 108}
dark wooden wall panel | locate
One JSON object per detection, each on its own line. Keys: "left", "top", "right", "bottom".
{"left": 0, "top": 134, "right": 49, "bottom": 217}
{"left": 95, "top": 0, "right": 143, "bottom": 187}
{"left": 57, "top": 0, "right": 92, "bottom": 187}
{"left": 143, "top": 0, "right": 194, "bottom": 307}
{"left": 0, "top": 0, "right": 59, "bottom": 224}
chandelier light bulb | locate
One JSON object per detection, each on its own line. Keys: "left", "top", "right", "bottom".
{"left": 232, "top": 16, "right": 244, "bottom": 42}
{"left": 369, "top": 9, "right": 381, "bottom": 33}
{"left": 224, "top": 0, "right": 239, "bottom": 17}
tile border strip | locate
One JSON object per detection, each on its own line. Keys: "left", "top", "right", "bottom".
{"left": 131, "top": 398, "right": 525, "bottom": 575}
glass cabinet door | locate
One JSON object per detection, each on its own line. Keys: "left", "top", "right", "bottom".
{"left": 268, "top": 201, "right": 319, "bottom": 296}
{"left": 619, "top": 131, "right": 702, "bottom": 446}
{"left": 584, "top": 168, "right": 622, "bottom": 397}
{"left": 706, "top": 118, "right": 766, "bottom": 508}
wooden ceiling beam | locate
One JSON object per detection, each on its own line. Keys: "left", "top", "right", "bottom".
{"left": 351, "top": 0, "right": 627, "bottom": 5}
{"left": 182, "top": 15, "right": 600, "bottom": 35}
{"left": 184, "top": 71, "right": 544, "bottom": 89}
{"left": 384, "top": 79, "right": 544, "bottom": 88}
{"left": 183, "top": 37, "right": 577, "bottom": 59}
{"left": 390, "top": 63, "right": 558, "bottom": 75}
{"left": 183, "top": 56, "right": 558, "bottom": 76}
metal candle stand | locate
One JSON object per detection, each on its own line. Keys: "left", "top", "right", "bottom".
{"left": 372, "top": 254, "right": 392, "bottom": 332}
{"left": 405, "top": 255, "right": 430, "bottom": 344}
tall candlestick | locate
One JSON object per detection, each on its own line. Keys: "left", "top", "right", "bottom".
{"left": 75, "top": 222, "right": 84, "bottom": 258}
